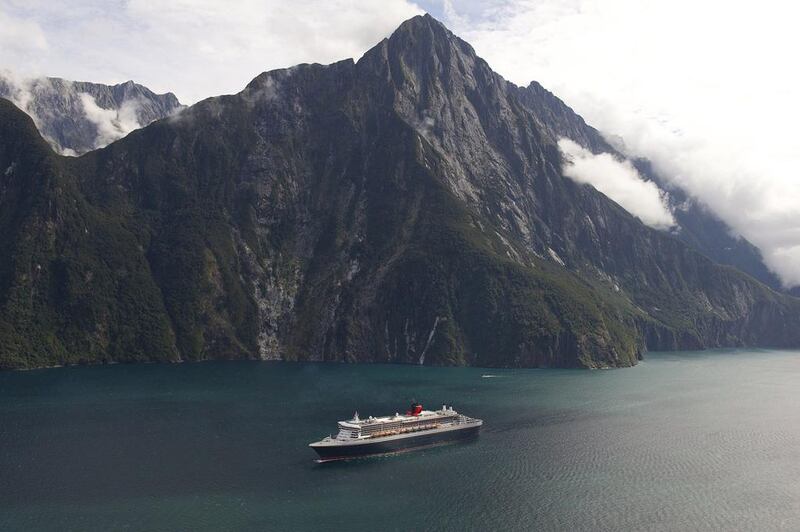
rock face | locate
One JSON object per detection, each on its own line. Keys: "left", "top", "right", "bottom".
{"left": 1, "top": 14, "right": 799, "bottom": 370}
{"left": 0, "top": 74, "right": 183, "bottom": 155}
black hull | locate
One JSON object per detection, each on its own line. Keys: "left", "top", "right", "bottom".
{"left": 311, "top": 425, "right": 480, "bottom": 461}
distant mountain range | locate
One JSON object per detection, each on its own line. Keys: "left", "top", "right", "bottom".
{"left": 1, "top": 14, "right": 798, "bottom": 370}
{"left": 0, "top": 74, "right": 183, "bottom": 155}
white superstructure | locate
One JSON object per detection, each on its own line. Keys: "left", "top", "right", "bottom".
{"left": 331, "top": 405, "right": 471, "bottom": 441}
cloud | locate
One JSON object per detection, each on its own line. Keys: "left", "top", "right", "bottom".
{"left": 0, "top": 0, "right": 423, "bottom": 103}
{"left": 438, "top": 0, "right": 800, "bottom": 288}
{"left": 78, "top": 93, "right": 142, "bottom": 148}
{"left": 0, "top": 70, "right": 49, "bottom": 140}
{"left": 413, "top": 112, "right": 436, "bottom": 139}
{"left": 0, "top": 7, "right": 48, "bottom": 57}
{"left": 558, "top": 138, "right": 675, "bottom": 230}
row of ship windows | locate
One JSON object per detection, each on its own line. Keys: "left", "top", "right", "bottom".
{"left": 361, "top": 418, "right": 445, "bottom": 432}
{"left": 341, "top": 417, "right": 457, "bottom": 438}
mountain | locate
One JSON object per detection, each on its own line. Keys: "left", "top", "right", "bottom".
{"left": 633, "top": 159, "right": 789, "bottom": 292}
{"left": 515, "top": 80, "right": 790, "bottom": 295}
{"left": 0, "top": 74, "right": 183, "bottom": 155}
{"left": 1, "top": 14, "right": 799, "bottom": 370}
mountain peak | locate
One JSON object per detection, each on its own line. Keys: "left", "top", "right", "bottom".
{"left": 393, "top": 13, "right": 447, "bottom": 34}
{"left": 388, "top": 13, "right": 472, "bottom": 55}
{"left": 357, "top": 12, "right": 482, "bottom": 92}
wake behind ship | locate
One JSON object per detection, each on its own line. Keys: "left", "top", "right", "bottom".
{"left": 309, "top": 403, "right": 482, "bottom": 462}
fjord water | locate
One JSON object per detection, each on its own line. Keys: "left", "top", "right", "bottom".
{"left": 2, "top": 350, "right": 800, "bottom": 531}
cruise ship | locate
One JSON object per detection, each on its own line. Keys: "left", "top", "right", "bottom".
{"left": 309, "top": 402, "right": 482, "bottom": 462}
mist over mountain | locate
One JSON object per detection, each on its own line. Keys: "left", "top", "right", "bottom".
{"left": 1, "top": 15, "right": 799, "bottom": 370}
{"left": 0, "top": 73, "right": 183, "bottom": 155}
{"left": 515, "top": 82, "right": 789, "bottom": 295}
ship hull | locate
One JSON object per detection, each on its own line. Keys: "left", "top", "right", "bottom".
{"left": 311, "top": 423, "right": 481, "bottom": 461}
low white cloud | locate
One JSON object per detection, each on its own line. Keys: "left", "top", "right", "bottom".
{"left": 1, "top": 69, "right": 34, "bottom": 111}
{"left": 78, "top": 93, "right": 142, "bottom": 148}
{"left": 0, "top": 70, "right": 51, "bottom": 141}
{"left": 414, "top": 113, "right": 436, "bottom": 139}
{"left": 558, "top": 138, "right": 675, "bottom": 230}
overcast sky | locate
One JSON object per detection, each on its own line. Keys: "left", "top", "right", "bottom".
{"left": 1, "top": 0, "right": 799, "bottom": 287}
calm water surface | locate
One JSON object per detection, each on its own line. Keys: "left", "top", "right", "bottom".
{"left": 2, "top": 349, "right": 800, "bottom": 531}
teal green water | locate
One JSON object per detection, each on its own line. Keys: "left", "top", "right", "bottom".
{"left": 2, "top": 350, "right": 800, "bottom": 531}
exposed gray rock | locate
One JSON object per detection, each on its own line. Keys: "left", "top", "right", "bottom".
{"left": 0, "top": 74, "right": 183, "bottom": 155}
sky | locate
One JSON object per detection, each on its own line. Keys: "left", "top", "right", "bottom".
{"left": 1, "top": 0, "right": 799, "bottom": 287}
